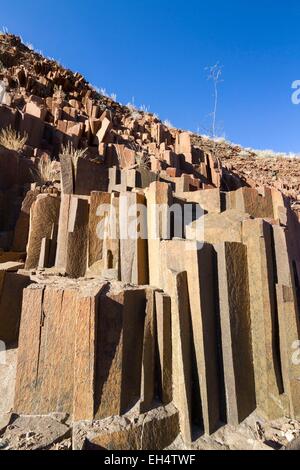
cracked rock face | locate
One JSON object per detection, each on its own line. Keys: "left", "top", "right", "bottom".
{"left": 0, "top": 34, "right": 299, "bottom": 451}
{"left": 0, "top": 415, "right": 71, "bottom": 450}
{"left": 0, "top": 347, "right": 17, "bottom": 414}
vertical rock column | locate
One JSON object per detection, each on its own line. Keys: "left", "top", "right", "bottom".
{"left": 88, "top": 191, "right": 111, "bottom": 274}
{"left": 166, "top": 269, "right": 192, "bottom": 445}
{"left": 243, "top": 219, "right": 289, "bottom": 419}
{"left": 94, "top": 287, "right": 146, "bottom": 419}
{"left": 160, "top": 239, "right": 222, "bottom": 435}
{"left": 55, "top": 195, "right": 89, "bottom": 278}
{"left": 120, "top": 192, "right": 148, "bottom": 285}
{"left": 273, "top": 225, "right": 300, "bottom": 419}
{"left": 25, "top": 194, "right": 60, "bottom": 270}
{"left": 155, "top": 291, "right": 172, "bottom": 405}
{"left": 215, "top": 242, "right": 256, "bottom": 425}
{"left": 145, "top": 182, "right": 173, "bottom": 288}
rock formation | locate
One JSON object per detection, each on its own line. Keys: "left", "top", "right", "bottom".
{"left": 0, "top": 34, "right": 300, "bottom": 451}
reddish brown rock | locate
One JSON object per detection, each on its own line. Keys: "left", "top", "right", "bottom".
{"left": 155, "top": 291, "right": 172, "bottom": 405}
{"left": 25, "top": 194, "right": 60, "bottom": 270}
{"left": 0, "top": 263, "right": 30, "bottom": 344}
{"left": 215, "top": 242, "right": 256, "bottom": 425}
{"left": 95, "top": 285, "right": 146, "bottom": 419}
{"left": 242, "top": 219, "right": 290, "bottom": 419}
{"left": 55, "top": 195, "right": 89, "bottom": 278}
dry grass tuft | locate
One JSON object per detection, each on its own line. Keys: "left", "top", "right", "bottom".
{"left": 0, "top": 126, "right": 28, "bottom": 151}
{"left": 59, "top": 142, "right": 87, "bottom": 169}
{"left": 135, "top": 153, "right": 150, "bottom": 170}
{"left": 53, "top": 85, "right": 66, "bottom": 102}
{"left": 38, "top": 158, "right": 56, "bottom": 183}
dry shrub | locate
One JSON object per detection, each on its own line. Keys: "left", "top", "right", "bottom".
{"left": 38, "top": 157, "right": 55, "bottom": 183}
{"left": 59, "top": 142, "right": 87, "bottom": 169}
{"left": 0, "top": 126, "right": 28, "bottom": 151}
{"left": 135, "top": 153, "right": 150, "bottom": 170}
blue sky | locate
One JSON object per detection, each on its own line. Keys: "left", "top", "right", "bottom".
{"left": 1, "top": 0, "right": 300, "bottom": 153}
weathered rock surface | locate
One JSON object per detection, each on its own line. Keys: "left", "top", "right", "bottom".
{"left": 73, "top": 404, "right": 179, "bottom": 451}
{"left": 0, "top": 33, "right": 299, "bottom": 451}
{"left": 0, "top": 415, "right": 70, "bottom": 450}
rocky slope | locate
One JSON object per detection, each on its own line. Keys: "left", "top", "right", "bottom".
{"left": 0, "top": 34, "right": 300, "bottom": 451}
{"left": 0, "top": 33, "right": 299, "bottom": 206}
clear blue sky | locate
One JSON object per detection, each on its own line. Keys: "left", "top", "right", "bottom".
{"left": 2, "top": 0, "right": 300, "bottom": 153}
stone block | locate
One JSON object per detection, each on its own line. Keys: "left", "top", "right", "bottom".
{"left": 0, "top": 252, "right": 26, "bottom": 264}
{"left": 14, "top": 281, "right": 106, "bottom": 418}
{"left": 155, "top": 291, "right": 172, "bottom": 405}
{"left": 176, "top": 189, "right": 222, "bottom": 214}
{"left": 113, "top": 144, "right": 136, "bottom": 168}
{"left": 161, "top": 240, "right": 222, "bottom": 435}
{"left": 74, "top": 404, "right": 179, "bottom": 451}
{"left": 119, "top": 192, "right": 148, "bottom": 285}
{"left": 20, "top": 113, "right": 44, "bottom": 148}
{"left": 0, "top": 265, "right": 30, "bottom": 344}
{"left": 198, "top": 210, "right": 250, "bottom": 245}
{"left": 145, "top": 182, "right": 173, "bottom": 287}
{"left": 56, "top": 195, "right": 90, "bottom": 278}
{"left": 66, "top": 121, "right": 84, "bottom": 147}
{"left": 88, "top": 191, "right": 111, "bottom": 270}
{"left": 271, "top": 188, "right": 288, "bottom": 225}
{"left": 74, "top": 158, "right": 108, "bottom": 195}
{"left": 273, "top": 225, "right": 300, "bottom": 419}
{"left": 96, "top": 116, "right": 112, "bottom": 144}
{"left": 228, "top": 187, "right": 274, "bottom": 219}
{"left": 55, "top": 194, "right": 71, "bottom": 272}
{"left": 242, "top": 219, "right": 290, "bottom": 419}
{"left": 140, "top": 288, "right": 157, "bottom": 413}
{"left": 0, "top": 348, "right": 17, "bottom": 414}
{"left": 12, "top": 190, "right": 38, "bottom": 252}
{"left": 38, "top": 236, "right": 56, "bottom": 269}
{"left": 206, "top": 154, "right": 222, "bottom": 188}
{"left": 0, "top": 105, "right": 17, "bottom": 130}
{"left": 0, "top": 146, "right": 19, "bottom": 191}
{"left": 151, "top": 123, "right": 165, "bottom": 145}
{"left": 215, "top": 242, "right": 256, "bottom": 425}
{"left": 94, "top": 287, "right": 146, "bottom": 419}
{"left": 108, "top": 166, "right": 123, "bottom": 193}
{"left": 25, "top": 95, "right": 48, "bottom": 120}
{"left": 66, "top": 196, "right": 89, "bottom": 278}
{"left": 102, "top": 193, "right": 120, "bottom": 275}
{"left": 14, "top": 285, "right": 77, "bottom": 416}
{"left": 25, "top": 194, "right": 60, "bottom": 270}
{"left": 166, "top": 269, "right": 192, "bottom": 444}
{"left": 73, "top": 288, "right": 103, "bottom": 422}
{"left": 175, "top": 132, "right": 192, "bottom": 156}
{"left": 59, "top": 152, "right": 74, "bottom": 195}
{"left": 1, "top": 415, "right": 70, "bottom": 451}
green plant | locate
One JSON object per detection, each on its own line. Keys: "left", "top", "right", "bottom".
{"left": 0, "top": 126, "right": 28, "bottom": 151}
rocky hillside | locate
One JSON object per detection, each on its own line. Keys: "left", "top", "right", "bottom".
{"left": 0, "top": 34, "right": 300, "bottom": 452}
{"left": 0, "top": 33, "right": 299, "bottom": 208}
